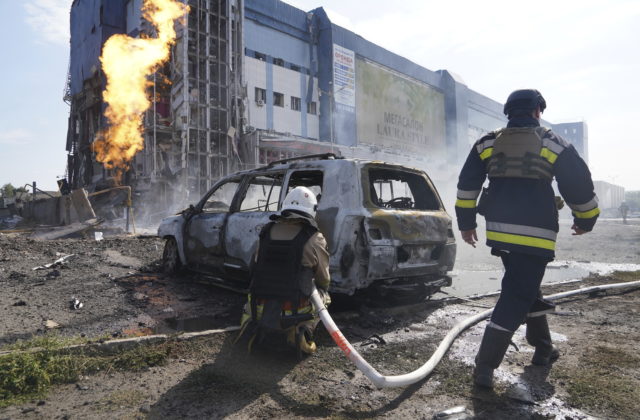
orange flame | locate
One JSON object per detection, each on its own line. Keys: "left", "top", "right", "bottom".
{"left": 94, "top": 0, "right": 188, "bottom": 180}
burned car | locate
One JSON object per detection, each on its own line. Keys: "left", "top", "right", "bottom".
{"left": 158, "top": 153, "right": 456, "bottom": 303}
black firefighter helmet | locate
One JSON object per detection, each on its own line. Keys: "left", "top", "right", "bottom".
{"left": 503, "top": 89, "right": 547, "bottom": 116}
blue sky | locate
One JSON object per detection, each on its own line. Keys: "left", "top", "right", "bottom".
{"left": 0, "top": 0, "right": 71, "bottom": 191}
{"left": 1, "top": 0, "right": 639, "bottom": 191}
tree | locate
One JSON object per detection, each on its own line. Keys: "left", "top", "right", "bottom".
{"left": 1, "top": 183, "right": 15, "bottom": 198}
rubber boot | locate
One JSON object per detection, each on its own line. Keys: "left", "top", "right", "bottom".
{"left": 526, "top": 315, "right": 559, "bottom": 366}
{"left": 473, "top": 325, "right": 514, "bottom": 388}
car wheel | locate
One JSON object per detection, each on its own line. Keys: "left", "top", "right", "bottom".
{"left": 162, "top": 237, "right": 181, "bottom": 273}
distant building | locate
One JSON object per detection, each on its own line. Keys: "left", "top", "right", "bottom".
{"left": 552, "top": 121, "right": 588, "bottom": 163}
{"left": 594, "top": 181, "right": 625, "bottom": 210}
{"left": 64, "top": 0, "right": 590, "bottom": 207}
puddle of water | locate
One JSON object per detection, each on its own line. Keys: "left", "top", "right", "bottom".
{"left": 445, "top": 261, "right": 640, "bottom": 298}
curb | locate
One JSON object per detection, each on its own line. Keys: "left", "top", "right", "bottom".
{"left": 0, "top": 326, "right": 241, "bottom": 358}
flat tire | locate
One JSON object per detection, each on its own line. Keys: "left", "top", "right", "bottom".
{"left": 162, "top": 237, "right": 181, "bottom": 274}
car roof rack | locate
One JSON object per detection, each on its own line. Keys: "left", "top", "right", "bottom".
{"left": 266, "top": 152, "right": 343, "bottom": 167}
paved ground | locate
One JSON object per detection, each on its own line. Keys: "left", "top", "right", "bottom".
{"left": 0, "top": 219, "right": 638, "bottom": 418}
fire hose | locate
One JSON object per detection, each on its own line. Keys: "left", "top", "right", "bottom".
{"left": 309, "top": 279, "right": 640, "bottom": 388}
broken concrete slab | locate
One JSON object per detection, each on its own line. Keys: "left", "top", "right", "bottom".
{"left": 70, "top": 188, "right": 96, "bottom": 221}
{"left": 21, "top": 188, "right": 96, "bottom": 226}
{"left": 30, "top": 218, "right": 101, "bottom": 241}
{"left": 103, "top": 249, "right": 142, "bottom": 269}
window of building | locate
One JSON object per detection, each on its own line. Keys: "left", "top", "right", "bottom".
{"left": 291, "top": 96, "right": 301, "bottom": 111}
{"left": 255, "top": 87, "right": 266, "bottom": 104}
{"left": 273, "top": 57, "right": 285, "bottom": 67}
{"left": 273, "top": 92, "right": 284, "bottom": 107}
{"left": 254, "top": 51, "right": 266, "bottom": 61}
{"left": 308, "top": 101, "right": 317, "bottom": 115}
{"left": 290, "top": 64, "right": 301, "bottom": 72}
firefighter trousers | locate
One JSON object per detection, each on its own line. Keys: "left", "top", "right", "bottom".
{"left": 491, "top": 251, "right": 551, "bottom": 331}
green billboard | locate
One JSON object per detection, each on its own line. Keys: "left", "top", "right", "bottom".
{"left": 356, "top": 58, "right": 446, "bottom": 156}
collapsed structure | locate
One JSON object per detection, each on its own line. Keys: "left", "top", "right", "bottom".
{"left": 64, "top": 0, "right": 590, "bottom": 213}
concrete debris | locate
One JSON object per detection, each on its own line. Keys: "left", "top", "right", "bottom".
{"left": 70, "top": 297, "right": 84, "bottom": 310}
{"left": 70, "top": 188, "right": 96, "bottom": 221}
{"left": 362, "top": 334, "right": 387, "bottom": 346}
{"left": 44, "top": 320, "right": 60, "bottom": 329}
{"left": 133, "top": 292, "right": 147, "bottom": 301}
{"left": 32, "top": 254, "right": 75, "bottom": 271}
{"left": 434, "top": 405, "right": 469, "bottom": 419}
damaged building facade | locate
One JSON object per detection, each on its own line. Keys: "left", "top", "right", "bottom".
{"left": 65, "top": 0, "right": 589, "bottom": 208}
{"left": 65, "top": 0, "right": 244, "bottom": 207}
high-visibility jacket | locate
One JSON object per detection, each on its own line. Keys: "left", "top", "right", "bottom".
{"left": 455, "top": 116, "right": 599, "bottom": 258}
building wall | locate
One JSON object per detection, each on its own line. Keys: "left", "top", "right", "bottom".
{"left": 246, "top": 56, "right": 268, "bottom": 130}
{"left": 245, "top": 56, "right": 319, "bottom": 139}
{"left": 244, "top": 6, "right": 320, "bottom": 142}
{"left": 67, "top": 0, "right": 241, "bottom": 199}
{"left": 125, "top": 0, "right": 142, "bottom": 35}
{"left": 69, "top": 0, "right": 127, "bottom": 96}
{"left": 244, "top": 19, "right": 311, "bottom": 67}
{"left": 67, "top": 0, "right": 591, "bottom": 197}
{"left": 594, "top": 181, "right": 625, "bottom": 210}
{"left": 467, "top": 91, "right": 507, "bottom": 143}
{"left": 553, "top": 122, "right": 588, "bottom": 163}
{"left": 325, "top": 23, "right": 446, "bottom": 151}
{"left": 241, "top": 0, "right": 594, "bottom": 207}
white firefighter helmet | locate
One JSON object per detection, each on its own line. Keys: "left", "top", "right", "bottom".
{"left": 281, "top": 186, "right": 317, "bottom": 218}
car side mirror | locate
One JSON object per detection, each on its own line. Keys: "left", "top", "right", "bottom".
{"left": 181, "top": 204, "right": 197, "bottom": 217}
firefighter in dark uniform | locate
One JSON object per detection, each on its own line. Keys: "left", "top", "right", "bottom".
{"left": 455, "top": 89, "right": 599, "bottom": 388}
{"left": 238, "top": 186, "right": 331, "bottom": 355}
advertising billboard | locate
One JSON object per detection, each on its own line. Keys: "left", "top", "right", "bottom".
{"left": 332, "top": 44, "right": 356, "bottom": 113}
{"left": 356, "top": 58, "right": 446, "bottom": 155}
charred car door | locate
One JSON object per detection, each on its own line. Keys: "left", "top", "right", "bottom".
{"left": 183, "top": 177, "right": 241, "bottom": 274}
{"left": 222, "top": 172, "right": 284, "bottom": 282}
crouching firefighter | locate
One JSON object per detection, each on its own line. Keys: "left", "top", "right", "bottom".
{"left": 235, "top": 186, "right": 331, "bottom": 357}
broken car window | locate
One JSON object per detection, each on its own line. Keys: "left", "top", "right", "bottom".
{"left": 239, "top": 174, "right": 283, "bottom": 212}
{"left": 202, "top": 179, "right": 241, "bottom": 212}
{"left": 286, "top": 170, "right": 323, "bottom": 203}
{"left": 366, "top": 167, "right": 440, "bottom": 211}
